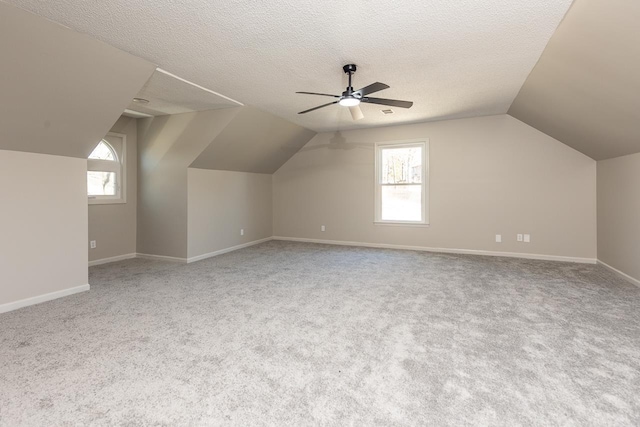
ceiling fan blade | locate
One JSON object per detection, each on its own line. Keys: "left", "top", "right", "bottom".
{"left": 349, "top": 105, "right": 364, "bottom": 120}
{"left": 298, "top": 101, "right": 339, "bottom": 114}
{"left": 296, "top": 91, "right": 340, "bottom": 98}
{"left": 354, "top": 82, "right": 390, "bottom": 97}
{"left": 362, "top": 97, "right": 413, "bottom": 109}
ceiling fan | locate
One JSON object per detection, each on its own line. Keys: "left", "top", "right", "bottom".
{"left": 296, "top": 64, "right": 413, "bottom": 120}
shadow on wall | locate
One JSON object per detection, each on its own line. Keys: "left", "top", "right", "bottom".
{"left": 138, "top": 114, "right": 196, "bottom": 171}
{"left": 299, "top": 131, "right": 372, "bottom": 153}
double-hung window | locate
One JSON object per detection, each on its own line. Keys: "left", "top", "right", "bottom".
{"left": 87, "top": 132, "right": 126, "bottom": 204}
{"left": 375, "top": 140, "right": 429, "bottom": 225}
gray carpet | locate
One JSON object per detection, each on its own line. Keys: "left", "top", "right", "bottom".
{"left": 1, "top": 241, "right": 639, "bottom": 426}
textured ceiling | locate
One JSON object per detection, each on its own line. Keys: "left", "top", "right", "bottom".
{"left": 4, "top": 0, "right": 572, "bottom": 133}
{"left": 126, "top": 69, "right": 241, "bottom": 116}
{"left": 509, "top": 0, "right": 640, "bottom": 160}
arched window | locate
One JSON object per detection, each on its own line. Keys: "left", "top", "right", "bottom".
{"left": 89, "top": 141, "right": 117, "bottom": 161}
{"left": 87, "top": 133, "right": 126, "bottom": 203}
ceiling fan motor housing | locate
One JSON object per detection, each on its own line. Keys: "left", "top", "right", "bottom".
{"left": 343, "top": 64, "right": 357, "bottom": 74}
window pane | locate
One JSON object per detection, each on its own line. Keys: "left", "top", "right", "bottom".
{"left": 381, "top": 185, "right": 422, "bottom": 221}
{"left": 88, "top": 140, "right": 116, "bottom": 161}
{"left": 87, "top": 171, "right": 116, "bottom": 196}
{"left": 381, "top": 146, "right": 422, "bottom": 184}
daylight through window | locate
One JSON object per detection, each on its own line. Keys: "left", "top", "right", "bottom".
{"left": 375, "top": 141, "right": 428, "bottom": 224}
{"left": 87, "top": 133, "right": 125, "bottom": 203}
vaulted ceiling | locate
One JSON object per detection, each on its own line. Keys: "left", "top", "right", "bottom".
{"left": 137, "top": 107, "right": 316, "bottom": 175}
{"left": 509, "top": 0, "right": 640, "bottom": 160}
{"left": 190, "top": 107, "right": 316, "bottom": 174}
{"left": 4, "top": 0, "right": 572, "bottom": 133}
{"left": 0, "top": 2, "right": 155, "bottom": 158}
{"left": 2, "top": 0, "right": 638, "bottom": 162}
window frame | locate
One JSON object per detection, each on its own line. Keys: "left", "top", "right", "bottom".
{"left": 374, "top": 139, "right": 429, "bottom": 226}
{"left": 87, "top": 132, "right": 126, "bottom": 205}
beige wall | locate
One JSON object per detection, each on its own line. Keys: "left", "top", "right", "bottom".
{"left": 187, "top": 169, "right": 273, "bottom": 259}
{"left": 274, "top": 115, "right": 597, "bottom": 260}
{"left": 137, "top": 109, "right": 239, "bottom": 258}
{"left": 88, "top": 116, "right": 138, "bottom": 262}
{"left": 597, "top": 153, "right": 640, "bottom": 281}
{"left": 0, "top": 150, "right": 88, "bottom": 306}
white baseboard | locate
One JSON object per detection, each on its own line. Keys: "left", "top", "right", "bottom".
{"left": 0, "top": 284, "right": 90, "bottom": 314}
{"left": 92, "top": 239, "right": 274, "bottom": 266}
{"left": 89, "top": 253, "right": 137, "bottom": 267}
{"left": 272, "top": 236, "right": 597, "bottom": 264}
{"left": 597, "top": 260, "right": 640, "bottom": 288}
{"left": 135, "top": 253, "right": 188, "bottom": 263}
{"left": 187, "top": 237, "right": 273, "bottom": 263}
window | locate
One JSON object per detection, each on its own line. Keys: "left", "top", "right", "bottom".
{"left": 375, "top": 140, "right": 428, "bottom": 225}
{"left": 87, "top": 132, "right": 126, "bottom": 204}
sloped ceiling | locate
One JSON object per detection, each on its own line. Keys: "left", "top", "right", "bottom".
{"left": 138, "top": 108, "right": 241, "bottom": 171}
{"left": 137, "top": 106, "right": 315, "bottom": 176}
{"left": 190, "top": 107, "right": 317, "bottom": 174}
{"left": 509, "top": 0, "right": 640, "bottom": 160}
{"left": 126, "top": 69, "right": 242, "bottom": 117}
{"left": 4, "top": 0, "right": 572, "bottom": 133}
{"left": 0, "top": 2, "right": 156, "bottom": 158}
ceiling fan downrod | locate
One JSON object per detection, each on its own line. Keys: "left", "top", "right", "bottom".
{"left": 343, "top": 64, "right": 357, "bottom": 95}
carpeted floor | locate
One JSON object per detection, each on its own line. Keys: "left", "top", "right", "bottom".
{"left": 1, "top": 241, "right": 639, "bottom": 426}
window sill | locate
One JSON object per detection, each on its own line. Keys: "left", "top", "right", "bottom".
{"left": 88, "top": 198, "right": 126, "bottom": 205}
{"left": 374, "top": 221, "right": 430, "bottom": 227}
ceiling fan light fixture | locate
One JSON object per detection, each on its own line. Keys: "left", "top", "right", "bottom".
{"left": 339, "top": 97, "right": 360, "bottom": 107}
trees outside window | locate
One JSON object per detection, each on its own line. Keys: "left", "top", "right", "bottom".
{"left": 375, "top": 141, "right": 428, "bottom": 224}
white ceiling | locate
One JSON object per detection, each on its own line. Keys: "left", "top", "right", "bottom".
{"left": 126, "top": 69, "right": 241, "bottom": 116}
{"left": 5, "top": 0, "right": 573, "bottom": 132}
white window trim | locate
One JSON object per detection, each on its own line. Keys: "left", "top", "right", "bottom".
{"left": 374, "top": 139, "right": 430, "bottom": 226}
{"left": 88, "top": 132, "right": 126, "bottom": 205}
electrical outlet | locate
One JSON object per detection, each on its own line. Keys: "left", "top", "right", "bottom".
{"left": 321, "top": 225, "right": 326, "bottom": 232}
{"left": 524, "top": 234, "right": 531, "bottom": 243}
{"left": 495, "top": 234, "right": 502, "bottom": 243}
{"left": 90, "top": 240, "right": 96, "bottom": 249}
{"left": 240, "top": 229, "right": 244, "bottom": 236}
{"left": 517, "top": 234, "right": 523, "bottom": 242}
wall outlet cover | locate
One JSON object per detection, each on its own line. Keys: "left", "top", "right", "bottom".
{"left": 517, "top": 234, "right": 523, "bottom": 242}
{"left": 524, "top": 234, "right": 531, "bottom": 243}
{"left": 495, "top": 234, "right": 502, "bottom": 243}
